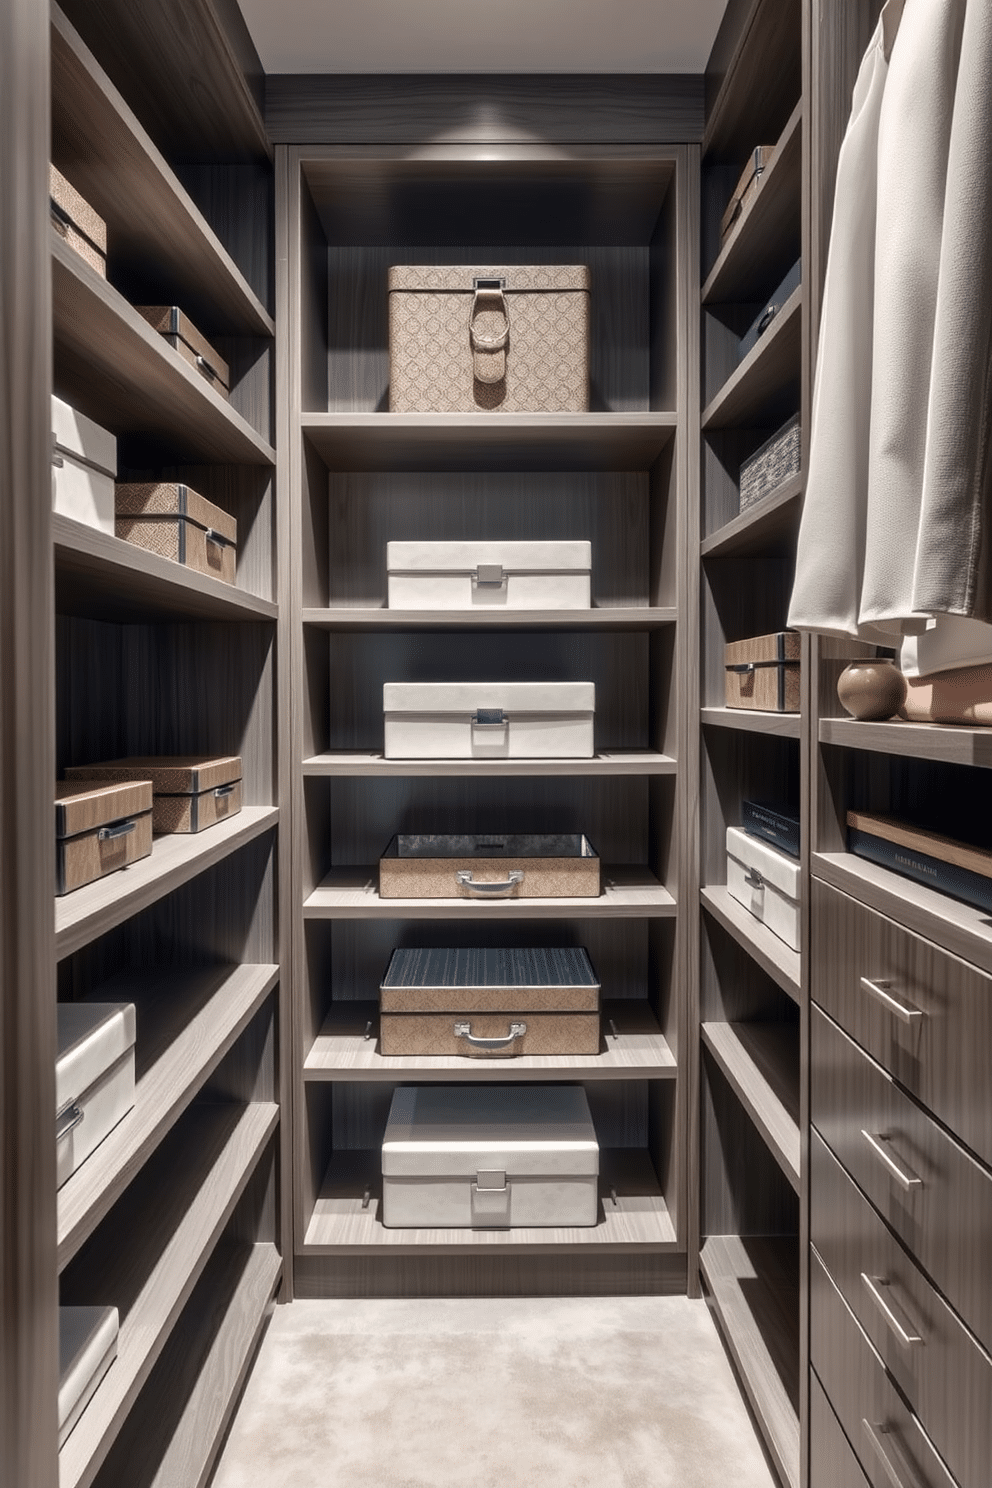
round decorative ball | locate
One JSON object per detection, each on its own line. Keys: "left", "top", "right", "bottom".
{"left": 836, "top": 659, "right": 907, "bottom": 721}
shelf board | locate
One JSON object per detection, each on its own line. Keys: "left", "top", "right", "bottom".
{"left": 58, "top": 963, "right": 279, "bottom": 1268}
{"left": 703, "top": 0, "right": 802, "bottom": 162}
{"left": 701, "top": 706, "right": 800, "bottom": 739}
{"left": 701, "top": 1022, "right": 800, "bottom": 1189}
{"left": 301, "top": 412, "right": 678, "bottom": 473}
{"left": 703, "top": 102, "right": 803, "bottom": 305}
{"left": 52, "top": 235, "right": 275, "bottom": 466}
{"left": 700, "top": 473, "right": 803, "bottom": 559}
{"left": 700, "top": 886, "right": 801, "bottom": 1001}
{"left": 304, "top": 1148, "right": 676, "bottom": 1254}
{"left": 302, "top": 606, "right": 677, "bottom": 631}
{"left": 304, "top": 865, "right": 677, "bottom": 920}
{"left": 58, "top": 1100, "right": 278, "bottom": 1488}
{"left": 819, "top": 714, "right": 992, "bottom": 769}
{"left": 54, "top": 515, "right": 277, "bottom": 624}
{"left": 51, "top": 8, "right": 272, "bottom": 336}
{"left": 702, "top": 286, "right": 802, "bottom": 431}
{"left": 55, "top": 806, "right": 279, "bottom": 961}
{"left": 813, "top": 851, "right": 992, "bottom": 978}
{"left": 304, "top": 999, "right": 677, "bottom": 1082}
{"left": 699, "top": 1235, "right": 800, "bottom": 1488}
{"left": 302, "top": 751, "right": 677, "bottom": 779}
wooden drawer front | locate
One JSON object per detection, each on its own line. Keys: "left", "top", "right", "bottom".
{"left": 811, "top": 1248, "right": 957, "bottom": 1488}
{"left": 812, "top": 877, "right": 992, "bottom": 1168}
{"left": 812, "top": 1004, "right": 992, "bottom": 1352}
{"left": 810, "top": 1370, "right": 869, "bottom": 1488}
{"left": 811, "top": 1129, "right": 991, "bottom": 1488}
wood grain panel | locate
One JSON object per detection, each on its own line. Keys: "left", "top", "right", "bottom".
{"left": 702, "top": 1022, "right": 800, "bottom": 1188}
{"left": 702, "top": 287, "right": 802, "bottom": 429}
{"left": 175, "top": 162, "right": 274, "bottom": 318}
{"left": 703, "top": 0, "right": 803, "bottom": 161}
{"left": 701, "top": 885, "right": 802, "bottom": 1002}
{"left": 703, "top": 102, "right": 803, "bottom": 302}
{"left": 304, "top": 752, "right": 675, "bottom": 778}
{"left": 293, "top": 1250, "right": 686, "bottom": 1298}
{"left": 809, "top": 1372, "right": 869, "bottom": 1488}
{"left": 701, "top": 471, "right": 803, "bottom": 556}
{"left": 701, "top": 1046, "right": 799, "bottom": 1239}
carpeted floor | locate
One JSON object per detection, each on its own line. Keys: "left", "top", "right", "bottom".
{"left": 210, "top": 1295, "right": 777, "bottom": 1487}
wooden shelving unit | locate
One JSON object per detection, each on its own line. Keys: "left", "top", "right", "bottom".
{"left": 303, "top": 867, "right": 677, "bottom": 920}
{"left": 302, "top": 751, "right": 678, "bottom": 778}
{"left": 701, "top": 886, "right": 801, "bottom": 1002}
{"left": 701, "top": 706, "right": 801, "bottom": 738}
{"left": 701, "top": 1022, "right": 800, "bottom": 1188}
{"left": 302, "top": 606, "right": 678, "bottom": 631}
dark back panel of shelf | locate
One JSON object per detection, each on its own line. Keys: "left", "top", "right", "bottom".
{"left": 701, "top": 554, "right": 796, "bottom": 707}
{"left": 701, "top": 1052, "right": 799, "bottom": 1236}
{"left": 301, "top": 178, "right": 330, "bottom": 415}
{"left": 701, "top": 730, "right": 800, "bottom": 889}
{"left": 703, "top": 0, "right": 802, "bottom": 163}
{"left": 293, "top": 1251, "right": 686, "bottom": 1299}
{"left": 176, "top": 162, "right": 275, "bottom": 318}
{"left": 204, "top": 995, "right": 277, "bottom": 1105}
{"left": 701, "top": 914, "right": 801, "bottom": 1025}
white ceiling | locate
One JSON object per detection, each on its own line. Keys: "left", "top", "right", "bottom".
{"left": 239, "top": 0, "right": 730, "bottom": 75}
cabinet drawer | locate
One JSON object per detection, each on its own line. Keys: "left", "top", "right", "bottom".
{"left": 812, "top": 1004, "right": 992, "bottom": 1353}
{"left": 811, "top": 1247, "right": 957, "bottom": 1488}
{"left": 811, "top": 1129, "right": 991, "bottom": 1488}
{"left": 810, "top": 1370, "right": 868, "bottom": 1488}
{"left": 812, "top": 876, "right": 992, "bottom": 1168}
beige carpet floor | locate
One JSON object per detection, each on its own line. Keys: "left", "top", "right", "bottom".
{"left": 210, "top": 1295, "right": 777, "bottom": 1488}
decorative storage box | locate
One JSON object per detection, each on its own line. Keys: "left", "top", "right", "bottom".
{"left": 383, "top": 681, "right": 595, "bottom": 760}
{"left": 900, "top": 663, "right": 992, "bottom": 726}
{"left": 388, "top": 265, "right": 590, "bottom": 413}
{"left": 386, "top": 540, "right": 592, "bottom": 611}
{"left": 381, "top": 1084, "right": 600, "bottom": 1229}
{"left": 379, "top": 834, "right": 601, "bottom": 901}
{"left": 55, "top": 780, "right": 153, "bottom": 897}
{"left": 57, "top": 1002, "right": 136, "bottom": 1188}
{"left": 726, "top": 826, "right": 801, "bottom": 951}
{"left": 725, "top": 631, "right": 800, "bottom": 713}
{"left": 115, "top": 482, "right": 237, "bottom": 585}
{"left": 720, "top": 145, "right": 776, "bottom": 242}
{"left": 379, "top": 947, "right": 601, "bottom": 1058}
{"left": 739, "top": 259, "right": 802, "bottom": 361}
{"left": 135, "top": 306, "right": 230, "bottom": 398}
{"left": 739, "top": 414, "right": 802, "bottom": 512}
{"left": 66, "top": 756, "right": 242, "bottom": 835}
{"left": 51, "top": 396, "right": 117, "bottom": 535}
{"left": 50, "top": 164, "right": 107, "bottom": 278}
{"left": 742, "top": 799, "right": 800, "bottom": 859}
{"left": 847, "top": 811, "right": 992, "bottom": 914}
{"left": 59, "top": 1307, "right": 119, "bottom": 1449}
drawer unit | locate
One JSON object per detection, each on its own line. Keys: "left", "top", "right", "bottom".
{"left": 812, "top": 877, "right": 992, "bottom": 1169}
{"left": 810, "top": 1371, "right": 868, "bottom": 1488}
{"left": 811, "top": 1004, "right": 992, "bottom": 1351}
{"left": 811, "top": 1247, "right": 957, "bottom": 1488}
{"left": 811, "top": 1129, "right": 990, "bottom": 1488}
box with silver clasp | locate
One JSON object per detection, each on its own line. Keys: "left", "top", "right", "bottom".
{"left": 386, "top": 540, "right": 591, "bottom": 611}
{"left": 115, "top": 482, "right": 237, "bottom": 585}
{"left": 57, "top": 1001, "right": 136, "bottom": 1188}
{"left": 383, "top": 681, "right": 595, "bottom": 759}
{"left": 56, "top": 780, "right": 153, "bottom": 896}
{"left": 379, "top": 834, "right": 600, "bottom": 901}
{"left": 135, "top": 305, "right": 230, "bottom": 398}
{"left": 65, "top": 755, "right": 242, "bottom": 835}
{"left": 726, "top": 825, "right": 801, "bottom": 950}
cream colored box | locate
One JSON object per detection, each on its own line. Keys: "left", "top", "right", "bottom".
{"left": 383, "top": 681, "right": 595, "bottom": 760}
{"left": 726, "top": 826, "right": 801, "bottom": 951}
{"left": 386, "top": 540, "right": 591, "bottom": 611}
{"left": 51, "top": 396, "right": 117, "bottom": 534}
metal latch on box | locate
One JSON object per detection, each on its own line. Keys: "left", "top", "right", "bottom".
{"left": 744, "top": 868, "right": 765, "bottom": 890}
{"left": 472, "top": 1168, "right": 511, "bottom": 1226}
{"left": 474, "top": 563, "right": 505, "bottom": 588}
{"left": 471, "top": 708, "right": 506, "bottom": 727}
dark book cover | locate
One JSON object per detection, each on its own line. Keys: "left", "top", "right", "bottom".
{"left": 848, "top": 826, "right": 992, "bottom": 915}
{"left": 743, "top": 800, "right": 800, "bottom": 859}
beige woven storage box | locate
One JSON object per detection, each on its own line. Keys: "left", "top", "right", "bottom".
{"left": 388, "top": 265, "right": 590, "bottom": 412}
{"left": 379, "top": 834, "right": 601, "bottom": 901}
{"left": 115, "top": 482, "right": 237, "bottom": 585}
{"left": 66, "top": 756, "right": 242, "bottom": 834}
{"left": 50, "top": 164, "right": 107, "bottom": 278}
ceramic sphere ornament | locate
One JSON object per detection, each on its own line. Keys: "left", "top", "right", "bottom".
{"left": 836, "top": 658, "right": 907, "bottom": 721}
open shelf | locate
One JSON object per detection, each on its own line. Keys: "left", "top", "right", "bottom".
{"left": 701, "top": 1022, "right": 800, "bottom": 1189}
{"left": 699, "top": 1234, "right": 800, "bottom": 1488}
{"left": 52, "top": 236, "right": 274, "bottom": 466}
{"left": 304, "top": 999, "right": 677, "bottom": 1082}
{"left": 51, "top": 7, "right": 272, "bottom": 337}
{"left": 302, "top": 607, "right": 678, "bottom": 632}
{"left": 702, "top": 286, "right": 802, "bottom": 431}
{"left": 54, "top": 516, "right": 277, "bottom": 625}
{"left": 700, "top": 885, "right": 801, "bottom": 1001}
{"left": 703, "top": 0, "right": 802, "bottom": 162}
{"left": 304, "top": 1147, "right": 677, "bottom": 1253}
{"left": 701, "top": 707, "right": 800, "bottom": 739}
{"left": 819, "top": 714, "right": 992, "bottom": 769}
{"left": 55, "top": 807, "right": 279, "bottom": 961}
{"left": 58, "top": 1100, "right": 278, "bottom": 1488}
{"left": 58, "top": 963, "right": 279, "bottom": 1266}
{"left": 700, "top": 473, "right": 803, "bottom": 559}
{"left": 302, "top": 751, "right": 677, "bottom": 779}
{"left": 304, "top": 866, "right": 677, "bottom": 920}
{"left": 703, "top": 103, "right": 803, "bottom": 306}
{"left": 302, "top": 412, "right": 678, "bottom": 474}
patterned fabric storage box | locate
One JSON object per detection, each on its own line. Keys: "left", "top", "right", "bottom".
{"left": 55, "top": 780, "right": 153, "bottom": 896}
{"left": 383, "top": 681, "right": 595, "bottom": 759}
{"left": 388, "top": 265, "right": 590, "bottom": 412}
{"left": 381, "top": 1084, "right": 600, "bottom": 1229}
{"left": 726, "top": 826, "right": 801, "bottom": 950}
{"left": 386, "top": 540, "right": 591, "bottom": 611}
{"left": 50, "top": 164, "right": 107, "bottom": 277}
{"left": 59, "top": 1307, "right": 118, "bottom": 1448}
{"left": 51, "top": 396, "right": 117, "bottom": 535}
{"left": 379, "top": 947, "right": 601, "bottom": 1057}
{"left": 725, "top": 631, "right": 800, "bottom": 712}
{"left": 66, "top": 756, "right": 242, "bottom": 835}
{"left": 379, "top": 834, "right": 600, "bottom": 901}
{"left": 115, "top": 482, "right": 237, "bottom": 584}
{"left": 135, "top": 306, "right": 230, "bottom": 398}
{"left": 739, "top": 414, "right": 802, "bottom": 511}
{"left": 57, "top": 1002, "right": 136, "bottom": 1188}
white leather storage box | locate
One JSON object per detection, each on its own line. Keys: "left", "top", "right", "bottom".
{"left": 59, "top": 1306, "right": 118, "bottom": 1448}
{"left": 382, "top": 1084, "right": 599, "bottom": 1229}
{"left": 386, "top": 541, "right": 592, "bottom": 611}
{"left": 726, "top": 826, "right": 801, "bottom": 951}
{"left": 51, "top": 396, "right": 117, "bottom": 534}
{"left": 57, "top": 1002, "right": 136, "bottom": 1189}
{"left": 383, "top": 681, "right": 595, "bottom": 759}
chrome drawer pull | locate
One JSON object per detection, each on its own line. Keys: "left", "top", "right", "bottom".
{"left": 454, "top": 869, "right": 523, "bottom": 897}
{"left": 861, "top": 1130, "right": 923, "bottom": 1191}
{"left": 213, "top": 784, "right": 236, "bottom": 798}
{"left": 97, "top": 819, "right": 136, "bottom": 842}
{"left": 861, "top": 977, "right": 923, "bottom": 1024}
{"left": 862, "top": 1420, "right": 928, "bottom": 1488}
{"left": 861, "top": 1273, "right": 924, "bottom": 1347}
{"left": 453, "top": 1021, "right": 527, "bottom": 1051}
{"left": 56, "top": 1101, "right": 84, "bottom": 1141}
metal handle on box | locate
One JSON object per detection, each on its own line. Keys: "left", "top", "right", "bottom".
{"left": 743, "top": 868, "right": 764, "bottom": 890}
{"left": 98, "top": 819, "right": 136, "bottom": 842}
{"left": 860, "top": 1273, "right": 924, "bottom": 1347}
{"left": 474, "top": 564, "right": 505, "bottom": 587}
{"left": 860, "top": 977, "right": 924, "bottom": 1025}
{"left": 213, "top": 784, "right": 236, "bottom": 798}
{"left": 204, "top": 528, "right": 231, "bottom": 549}
{"left": 861, "top": 1421, "right": 928, "bottom": 1488}
{"left": 861, "top": 1129, "right": 923, "bottom": 1192}
{"left": 194, "top": 352, "right": 223, "bottom": 383}
{"left": 453, "top": 1021, "right": 527, "bottom": 1051}
{"left": 455, "top": 869, "right": 524, "bottom": 897}
{"left": 471, "top": 709, "right": 506, "bottom": 727}
{"left": 56, "top": 1101, "right": 84, "bottom": 1141}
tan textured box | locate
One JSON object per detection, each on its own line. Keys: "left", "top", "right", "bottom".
{"left": 378, "top": 834, "right": 600, "bottom": 901}
{"left": 56, "top": 780, "right": 153, "bottom": 896}
{"left": 135, "top": 306, "right": 230, "bottom": 397}
{"left": 900, "top": 663, "right": 992, "bottom": 726}
{"left": 720, "top": 145, "right": 776, "bottom": 242}
{"left": 65, "top": 756, "right": 242, "bottom": 835}
{"left": 115, "top": 482, "right": 237, "bottom": 585}
{"left": 50, "top": 164, "right": 106, "bottom": 277}
{"left": 725, "top": 631, "right": 800, "bottom": 712}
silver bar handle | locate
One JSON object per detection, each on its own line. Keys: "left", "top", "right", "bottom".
{"left": 56, "top": 1101, "right": 84, "bottom": 1141}
{"left": 98, "top": 819, "right": 136, "bottom": 842}
{"left": 471, "top": 709, "right": 506, "bottom": 727}
{"left": 194, "top": 352, "right": 223, "bottom": 383}
{"left": 861, "top": 977, "right": 924, "bottom": 1025}
{"left": 453, "top": 1021, "right": 527, "bottom": 1051}
{"left": 474, "top": 564, "right": 504, "bottom": 587}
{"left": 213, "top": 784, "right": 236, "bottom": 798}
{"left": 204, "top": 528, "right": 231, "bottom": 549}
{"left": 861, "top": 1273, "right": 924, "bottom": 1347}
{"left": 455, "top": 869, "right": 524, "bottom": 897}
{"left": 744, "top": 868, "right": 764, "bottom": 889}
{"left": 861, "top": 1421, "right": 928, "bottom": 1488}
{"left": 861, "top": 1129, "right": 923, "bottom": 1191}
